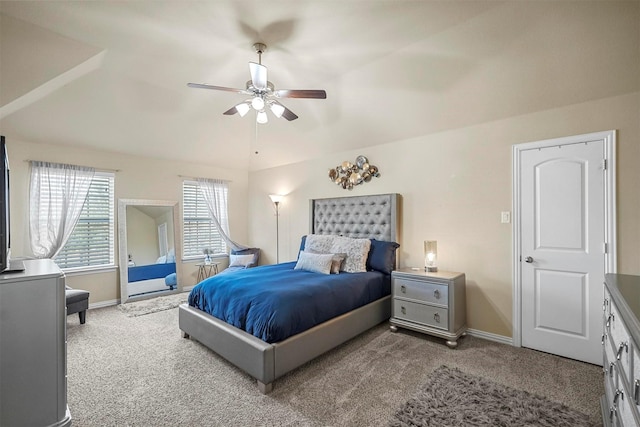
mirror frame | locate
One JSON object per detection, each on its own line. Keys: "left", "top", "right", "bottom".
{"left": 118, "top": 198, "right": 182, "bottom": 304}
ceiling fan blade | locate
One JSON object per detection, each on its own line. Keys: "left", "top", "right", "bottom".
{"left": 223, "top": 105, "right": 239, "bottom": 115}
{"left": 273, "top": 89, "right": 327, "bottom": 99}
{"left": 249, "top": 62, "right": 267, "bottom": 90}
{"left": 187, "top": 83, "right": 246, "bottom": 93}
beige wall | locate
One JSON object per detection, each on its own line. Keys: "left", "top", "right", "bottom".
{"left": 249, "top": 91, "right": 640, "bottom": 338}
{"left": 7, "top": 139, "right": 248, "bottom": 304}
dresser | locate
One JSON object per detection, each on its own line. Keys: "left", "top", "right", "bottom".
{"left": 389, "top": 268, "right": 466, "bottom": 348}
{"left": 603, "top": 274, "right": 640, "bottom": 427}
{"left": 0, "top": 259, "right": 71, "bottom": 427}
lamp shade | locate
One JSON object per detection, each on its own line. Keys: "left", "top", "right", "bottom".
{"left": 236, "top": 103, "right": 250, "bottom": 117}
{"left": 270, "top": 103, "right": 285, "bottom": 118}
{"left": 251, "top": 96, "right": 265, "bottom": 110}
{"left": 256, "top": 110, "right": 268, "bottom": 124}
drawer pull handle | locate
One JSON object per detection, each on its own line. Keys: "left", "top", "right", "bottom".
{"left": 400, "top": 285, "right": 406, "bottom": 293}
{"left": 434, "top": 289, "right": 440, "bottom": 299}
{"left": 617, "top": 342, "right": 628, "bottom": 360}
{"left": 614, "top": 389, "right": 624, "bottom": 405}
{"left": 607, "top": 313, "right": 615, "bottom": 328}
{"left": 401, "top": 306, "right": 406, "bottom": 315}
{"left": 635, "top": 380, "right": 640, "bottom": 405}
{"left": 602, "top": 334, "right": 606, "bottom": 345}
{"left": 609, "top": 362, "right": 615, "bottom": 378}
{"left": 610, "top": 406, "right": 616, "bottom": 422}
{"left": 434, "top": 313, "right": 440, "bottom": 323}
{"left": 603, "top": 298, "right": 609, "bottom": 312}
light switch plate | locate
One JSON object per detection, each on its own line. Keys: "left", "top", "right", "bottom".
{"left": 501, "top": 211, "right": 511, "bottom": 224}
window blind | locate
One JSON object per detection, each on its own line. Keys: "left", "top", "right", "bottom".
{"left": 54, "top": 173, "right": 115, "bottom": 269}
{"left": 182, "top": 180, "right": 226, "bottom": 258}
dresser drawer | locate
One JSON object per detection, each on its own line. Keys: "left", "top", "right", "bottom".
{"left": 393, "top": 277, "right": 448, "bottom": 306}
{"left": 393, "top": 299, "right": 448, "bottom": 330}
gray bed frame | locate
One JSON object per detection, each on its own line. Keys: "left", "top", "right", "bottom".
{"left": 178, "top": 193, "right": 400, "bottom": 393}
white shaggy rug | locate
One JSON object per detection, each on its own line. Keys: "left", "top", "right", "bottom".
{"left": 117, "top": 292, "right": 189, "bottom": 317}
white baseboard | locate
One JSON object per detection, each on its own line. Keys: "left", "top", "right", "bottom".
{"left": 89, "top": 299, "right": 120, "bottom": 309}
{"left": 466, "top": 328, "right": 513, "bottom": 346}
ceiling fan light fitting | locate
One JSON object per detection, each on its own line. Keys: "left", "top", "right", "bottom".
{"left": 236, "top": 103, "right": 250, "bottom": 117}
{"left": 251, "top": 96, "right": 265, "bottom": 111}
{"left": 270, "top": 103, "right": 285, "bottom": 118}
{"left": 256, "top": 110, "right": 269, "bottom": 124}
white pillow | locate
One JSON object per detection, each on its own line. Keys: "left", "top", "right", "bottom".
{"left": 229, "top": 254, "right": 255, "bottom": 268}
{"left": 306, "top": 248, "right": 346, "bottom": 274}
{"left": 330, "top": 236, "right": 371, "bottom": 273}
{"left": 304, "top": 234, "right": 335, "bottom": 254}
{"left": 294, "top": 251, "right": 333, "bottom": 275}
{"left": 156, "top": 255, "right": 167, "bottom": 264}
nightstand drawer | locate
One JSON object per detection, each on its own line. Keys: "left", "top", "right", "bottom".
{"left": 393, "top": 277, "right": 448, "bottom": 306}
{"left": 393, "top": 299, "right": 448, "bottom": 330}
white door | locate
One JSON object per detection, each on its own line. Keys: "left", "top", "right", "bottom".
{"left": 519, "top": 136, "right": 610, "bottom": 365}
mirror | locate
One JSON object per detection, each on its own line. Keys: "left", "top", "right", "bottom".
{"left": 118, "top": 199, "right": 182, "bottom": 304}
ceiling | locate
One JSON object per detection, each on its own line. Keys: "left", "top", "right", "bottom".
{"left": 1, "top": 1, "right": 638, "bottom": 171}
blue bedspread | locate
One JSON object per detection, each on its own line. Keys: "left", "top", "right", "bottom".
{"left": 188, "top": 262, "right": 390, "bottom": 343}
{"left": 128, "top": 262, "right": 176, "bottom": 283}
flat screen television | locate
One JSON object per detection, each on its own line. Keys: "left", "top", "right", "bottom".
{"left": 0, "top": 135, "right": 10, "bottom": 272}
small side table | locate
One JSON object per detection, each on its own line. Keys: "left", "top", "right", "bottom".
{"left": 390, "top": 268, "right": 466, "bottom": 348}
{"left": 196, "top": 262, "right": 219, "bottom": 283}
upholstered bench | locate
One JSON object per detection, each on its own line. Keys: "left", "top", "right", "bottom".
{"left": 65, "top": 286, "right": 90, "bottom": 324}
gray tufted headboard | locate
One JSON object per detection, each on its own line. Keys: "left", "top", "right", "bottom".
{"left": 309, "top": 193, "right": 401, "bottom": 243}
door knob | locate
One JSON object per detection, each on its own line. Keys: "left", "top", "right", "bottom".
{"left": 524, "top": 256, "right": 534, "bottom": 263}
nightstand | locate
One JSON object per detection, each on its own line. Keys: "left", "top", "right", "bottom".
{"left": 196, "top": 262, "right": 219, "bottom": 283}
{"left": 390, "top": 268, "right": 467, "bottom": 348}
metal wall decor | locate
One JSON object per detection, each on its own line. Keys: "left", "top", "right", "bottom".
{"left": 328, "top": 155, "right": 380, "bottom": 190}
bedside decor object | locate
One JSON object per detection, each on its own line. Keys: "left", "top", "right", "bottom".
{"left": 269, "top": 194, "right": 284, "bottom": 263}
{"left": 328, "top": 155, "right": 380, "bottom": 190}
{"left": 202, "top": 248, "right": 213, "bottom": 264}
{"left": 424, "top": 240, "right": 438, "bottom": 272}
{"left": 390, "top": 268, "right": 466, "bottom": 348}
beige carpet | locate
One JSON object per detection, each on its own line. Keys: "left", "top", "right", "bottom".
{"left": 66, "top": 305, "right": 604, "bottom": 426}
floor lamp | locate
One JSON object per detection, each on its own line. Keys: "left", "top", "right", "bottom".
{"left": 269, "top": 194, "right": 283, "bottom": 264}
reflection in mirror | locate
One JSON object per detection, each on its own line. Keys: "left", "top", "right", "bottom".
{"left": 118, "top": 199, "right": 181, "bottom": 304}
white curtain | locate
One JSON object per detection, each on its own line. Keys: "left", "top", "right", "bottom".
{"left": 196, "top": 178, "right": 247, "bottom": 251}
{"left": 29, "top": 161, "right": 95, "bottom": 259}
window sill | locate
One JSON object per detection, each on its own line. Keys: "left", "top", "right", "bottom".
{"left": 62, "top": 264, "right": 118, "bottom": 277}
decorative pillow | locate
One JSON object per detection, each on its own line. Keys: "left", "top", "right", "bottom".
{"left": 298, "top": 235, "right": 307, "bottom": 259}
{"left": 366, "top": 239, "right": 400, "bottom": 274}
{"left": 156, "top": 255, "right": 167, "bottom": 264}
{"left": 329, "top": 253, "right": 347, "bottom": 274}
{"left": 231, "top": 248, "right": 260, "bottom": 267}
{"left": 229, "top": 254, "right": 255, "bottom": 268}
{"left": 304, "top": 234, "right": 335, "bottom": 255}
{"left": 294, "top": 251, "right": 333, "bottom": 275}
{"left": 306, "top": 248, "right": 347, "bottom": 274}
{"left": 329, "top": 235, "right": 371, "bottom": 273}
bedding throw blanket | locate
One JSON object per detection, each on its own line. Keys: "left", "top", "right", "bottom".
{"left": 188, "top": 262, "right": 389, "bottom": 343}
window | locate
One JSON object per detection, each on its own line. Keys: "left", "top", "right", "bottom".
{"left": 54, "top": 172, "right": 115, "bottom": 269}
{"left": 182, "top": 180, "right": 226, "bottom": 259}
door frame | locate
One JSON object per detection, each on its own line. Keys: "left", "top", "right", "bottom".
{"left": 511, "top": 130, "right": 617, "bottom": 347}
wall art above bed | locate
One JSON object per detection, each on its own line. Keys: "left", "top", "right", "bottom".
{"left": 328, "top": 155, "right": 380, "bottom": 190}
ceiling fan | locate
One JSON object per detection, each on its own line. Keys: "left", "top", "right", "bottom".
{"left": 188, "top": 43, "right": 326, "bottom": 124}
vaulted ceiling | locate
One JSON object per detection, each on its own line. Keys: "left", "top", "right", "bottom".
{"left": 1, "top": 1, "right": 638, "bottom": 171}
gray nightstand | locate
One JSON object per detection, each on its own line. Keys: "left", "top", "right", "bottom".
{"left": 390, "top": 268, "right": 467, "bottom": 348}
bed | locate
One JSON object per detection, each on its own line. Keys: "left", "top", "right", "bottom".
{"left": 127, "top": 262, "right": 177, "bottom": 294}
{"left": 178, "top": 193, "right": 400, "bottom": 393}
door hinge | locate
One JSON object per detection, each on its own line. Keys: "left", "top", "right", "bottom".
{"left": 604, "top": 242, "right": 608, "bottom": 254}
{"left": 602, "top": 159, "right": 607, "bottom": 170}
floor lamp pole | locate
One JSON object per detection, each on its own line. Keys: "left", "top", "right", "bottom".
{"left": 274, "top": 201, "right": 280, "bottom": 264}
